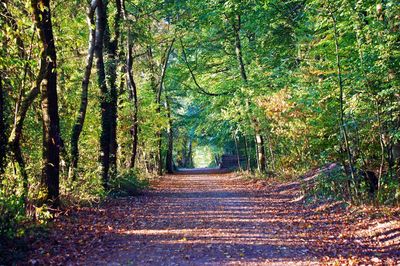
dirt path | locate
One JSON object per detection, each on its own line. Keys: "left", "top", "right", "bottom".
{"left": 29, "top": 173, "right": 400, "bottom": 265}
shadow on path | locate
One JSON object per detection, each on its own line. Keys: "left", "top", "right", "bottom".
{"left": 28, "top": 173, "right": 400, "bottom": 265}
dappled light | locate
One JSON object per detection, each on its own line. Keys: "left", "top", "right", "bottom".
{"left": 28, "top": 174, "right": 400, "bottom": 264}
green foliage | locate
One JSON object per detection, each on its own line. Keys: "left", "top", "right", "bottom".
{"left": 108, "top": 169, "right": 149, "bottom": 197}
{"left": 305, "top": 168, "right": 351, "bottom": 203}
{"left": 0, "top": 193, "right": 25, "bottom": 239}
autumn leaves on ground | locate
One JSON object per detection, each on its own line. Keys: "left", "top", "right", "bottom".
{"left": 28, "top": 172, "right": 400, "bottom": 265}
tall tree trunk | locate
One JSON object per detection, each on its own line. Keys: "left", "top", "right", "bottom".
{"left": 254, "top": 122, "right": 266, "bottom": 173}
{"left": 31, "top": 0, "right": 61, "bottom": 207}
{"left": 155, "top": 39, "right": 175, "bottom": 176}
{"left": 105, "top": 0, "right": 122, "bottom": 177}
{"left": 232, "top": 14, "right": 266, "bottom": 172}
{"left": 244, "top": 135, "right": 250, "bottom": 170}
{"left": 165, "top": 96, "right": 174, "bottom": 174}
{"left": 8, "top": 63, "right": 44, "bottom": 202}
{"left": 69, "top": 0, "right": 97, "bottom": 180}
{"left": 187, "top": 138, "right": 193, "bottom": 168}
{"left": 233, "top": 133, "right": 242, "bottom": 171}
{"left": 233, "top": 15, "right": 247, "bottom": 82}
{"left": 93, "top": 0, "right": 110, "bottom": 188}
{"left": 0, "top": 75, "right": 5, "bottom": 178}
{"left": 126, "top": 34, "right": 139, "bottom": 169}
{"left": 121, "top": 1, "right": 139, "bottom": 169}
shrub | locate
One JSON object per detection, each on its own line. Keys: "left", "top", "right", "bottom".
{"left": 305, "top": 166, "right": 351, "bottom": 203}
{"left": 108, "top": 169, "right": 149, "bottom": 197}
{"left": 0, "top": 193, "right": 25, "bottom": 239}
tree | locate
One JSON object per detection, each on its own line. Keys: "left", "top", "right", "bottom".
{"left": 69, "top": 0, "right": 98, "bottom": 180}
{"left": 0, "top": 75, "right": 5, "bottom": 179}
{"left": 93, "top": 0, "right": 110, "bottom": 188}
{"left": 31, "top": 0, "right": 61, "bottom": 206}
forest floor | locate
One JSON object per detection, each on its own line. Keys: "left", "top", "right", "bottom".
{"left": 27, "top": 171, "right": 400, "bottom": 265}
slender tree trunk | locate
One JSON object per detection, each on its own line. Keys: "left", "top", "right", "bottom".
{"left": 69, "top": 0, "right": 98, "bottom": 180}
{"left": 120, "top": 1, "right": 139, "bottom": 169}
{"left": 0, "top": 75, "right": 5, "bottom": 178}
{"left": 254, "top": 123, "right": 266, "bottom": 173}
{"left": 331, "top": 12, "right": 356, "bottom": 190}
{"left": 187, "top": 138, "right": 193, "bottom": 168}
{"left": 166, "top": 97, "right": 174, "bottom": 174}
{"left": 156, "top": 132, "right": 163, "bottom": 175}
{"left": 8, "top": 63, "right": 44, "bottom": 202}
{"left": 31, "top": 0, "right": 61, "bottom": 207}
{"left": 233, "top": 133, "right": 242, "bottom": 171}
{"left": 265, "top": 133, "right": 275, "bottom": 171}
{"left": 155, "top": 39, "right": 175, "bottom": 176}
{"left": 244, "top": 135, "right": 250, "bottom": 170}
{"left": 2, "top": 0, "right": 36, "bottom": 198}
{"left": 126, "top": 35, "right": 139, "bottom": 169}
{"left": 233, "top": 15, "right": 247, "bottom": 82}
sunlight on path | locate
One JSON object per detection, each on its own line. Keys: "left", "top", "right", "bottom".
{"left": 31, "top": 173, "right": 399, "bottom": 265}
{"left": 82, "top": 174, "right": 329, "bottom": 265}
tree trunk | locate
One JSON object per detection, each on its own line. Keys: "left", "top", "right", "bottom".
{"left": 232, "top": 14, "right": 266, "bottom": 172}
{"left": 126, "top": 34, "right": 139, "bottom": 169}
{"left": 0, "top": 74, "right": 5, "bottom": 178}
{"left": 93, "top": 0, "right": 110, "bottom": 188}
{"left": 165, "top": 97, "right": 174, "bottom": 174}
{"left": 8, "top": 62, "right": 44, "bottom": 202}
{"left": 69, "top": 0, "right": 97, "bottom": 180}
{"left": 233, "top": 15, "right": 247, "bottom": 82}
{"left": 31, "top": 0, "right": 61, "bottom": 207}
{"left": 2, "top": 0, "right": 36, "bottom": 197}
{"left": 105, "top": 0, "right": 122, "bottom": 177}
{"left": 187, "top": 138, "right": 193, "bottom": 168}
{"left": 243, "top": 135, "right": 250, "bottom": 170}
{"left": 157, "top": 39, "right": 175, "bottom": 176}
{"left": 233, "top": 133, "right": 242, "bottom": 171}
{"left": 331, "top": 11, "right": 356, "bottom": 190}
{"left": 253, "top": 121, "right": 266, "bottom": 173}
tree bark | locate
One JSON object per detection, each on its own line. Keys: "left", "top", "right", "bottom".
{"left": 0, "top": 75, "right": 5, "bottom": 178}
{"left": 187, "top": 138, "right": 193, "bottom": 168}
{"left": 93, "top": 0, "right": 110, "bottom": 188}
{"left": 233, "top": 133, "right": 242, "bottom": 171}
{"left": 233, "top": 15, "right": 248, "bottom": 82}
{"left": 126, "top": 35, "right": 139, "bottom": 169}
{"left": 156, "top": 39, "right": 175, "bottom": 176}
{"left": 243, "top": 135, "right": 250, "bottom": 170}
{"left": 231, "top": 13, "right": 266, "bottom": 172}
{"left": 255, "top": 128, "right": 266, "bottom": 173}
{"left": 166, "top": 97, "right": 174, "bottom": 174}
{"left": 69, "top": 0, "right": 98, "bottom": 180}
{"left": 31, "top": 0, "right": 61, "bottom": 207}
{"left": 104, "top": 0, "right": 122, "bottom": 177}
{"left": 121, "top": 0, "right": 139, "bottom": 169}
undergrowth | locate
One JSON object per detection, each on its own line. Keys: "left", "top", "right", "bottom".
{"left": 303, "top": 165, "right": 400, "bottom": 206}
{"left": 0, "top": 168, "right": 150, "bottom": 265}
{"left": 108, "top": 169, "right": 150, "bottom": 197}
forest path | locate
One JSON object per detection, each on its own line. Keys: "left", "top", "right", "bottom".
{"left": 29, "top": 173, "right": 399, "bottom": 265}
